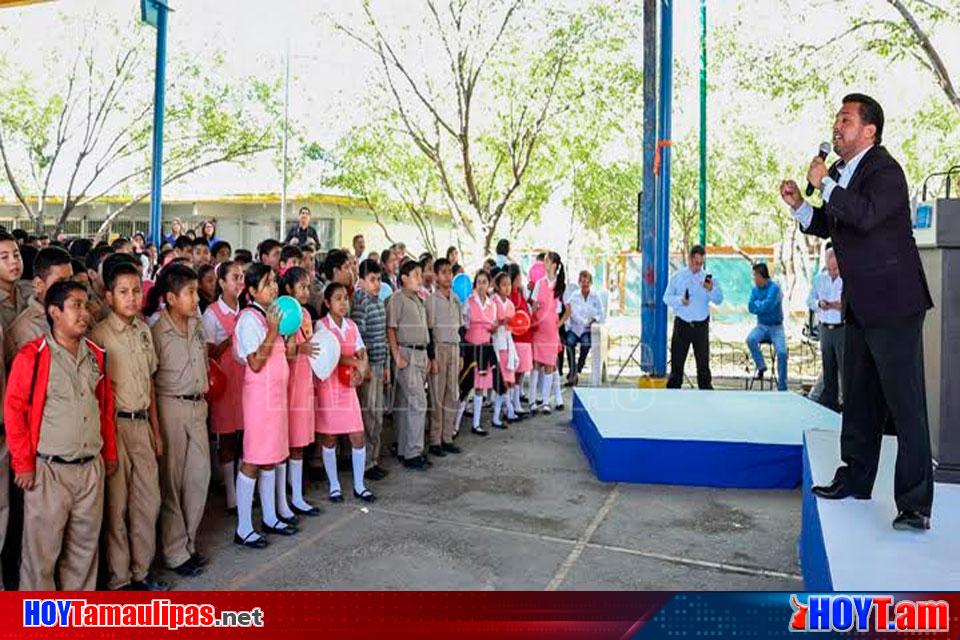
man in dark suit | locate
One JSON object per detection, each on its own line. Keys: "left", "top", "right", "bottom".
{"left": 780, "top": 93, "right": 934, "bottom": 532}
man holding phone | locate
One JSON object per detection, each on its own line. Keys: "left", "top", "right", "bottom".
{"left": 663, "top": 245, "right": 724, "bottom": 389}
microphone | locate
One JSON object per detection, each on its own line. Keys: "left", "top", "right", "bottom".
{"left": 806, "top": 142, "right": 831, "bottom": 196}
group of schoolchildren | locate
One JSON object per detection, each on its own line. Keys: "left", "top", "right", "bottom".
{"left": 0, "top": 229, "right": 572, "bottom": 592}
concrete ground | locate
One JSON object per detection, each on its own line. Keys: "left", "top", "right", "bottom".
{"left": 167, "top": 388, "right": 804, "bottom": 591}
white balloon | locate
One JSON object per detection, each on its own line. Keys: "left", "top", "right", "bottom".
{"left": 309, "top": 322, "right": 341, "bottom": 381}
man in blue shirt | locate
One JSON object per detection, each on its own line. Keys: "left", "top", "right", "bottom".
{"left": 663, "top": 245, "right": 724, "bottom": 389}
{"left": 746, "top": 263, "right": 788, "bottom": 391}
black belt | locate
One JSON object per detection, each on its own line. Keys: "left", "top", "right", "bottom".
{"left": 677, "top": 318, "right": 710, "bottom": 326}
{"left": 821, "top": 323, "right": 845, "bottom": 329}
{"left": 401, "top": 344, "right": 428, "bottom": 351}
{"left": 117, "top": 410, "right": 150, "bottom": 421}
{"left": 167, "top": 394, "right": 205, "bottom": 402}
{"left": 37, "top": 453, "right": 95, "bottom": 465}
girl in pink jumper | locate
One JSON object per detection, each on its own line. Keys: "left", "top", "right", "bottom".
{"left": 529, "top": 252, "right": 570, "bottom": 414}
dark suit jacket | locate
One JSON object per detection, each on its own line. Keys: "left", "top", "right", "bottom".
{"left": 801, "top": 145, "right": 932, "bottom": 327}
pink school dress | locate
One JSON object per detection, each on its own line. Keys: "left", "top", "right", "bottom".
{"left": 238, "top": 308, "right": 290, "bottom": 465}
{"left": 532, "top": 277, "right": 561, "bottom": 367}
{"left": 208, "top": 303, "right": 244, "bottom": 435}
{"left": 493, "top": 295, "right": 517, "bottom": 384}
{"left": 314, "top": 315, "right": 363, "bottom": 435}
{"left": 465, "top": 293, "right": 497, "bottom": 390}
{"left": 287, "top": 307, "right": 315, "bottom": 448}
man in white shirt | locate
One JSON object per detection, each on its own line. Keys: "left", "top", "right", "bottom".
{"left": 563, "top": 271, "right": 604, "bottom": 386}
{"left": 663, "top": 245, "right": 724, "bottom": 389}
{"left": 807, "top": 248, "right": 844, "bottom": 412}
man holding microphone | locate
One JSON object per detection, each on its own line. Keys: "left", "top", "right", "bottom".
{"left": 780, "top": 93, "right": 934, "bottom": 531}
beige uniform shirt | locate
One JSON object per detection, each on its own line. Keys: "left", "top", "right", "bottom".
{"left": 386, "top": 289, "right": 430, "bottom": 346}
{"left": 151, "top": 309, "right": 208, "bottom": 397}
{"left": 0, "top": 281, "right": 34, "bottom": 331}
{"left": 91, "top": 313, "right": 157, "bottom": 413}
{"left": 5, "top": 298, "right": 48, "bottom": 365}
{"left": 425, "top": 290, "right": 463, "bottom": 344}
{"left": 37, "top": 339, "right": 102, "bottom": 461}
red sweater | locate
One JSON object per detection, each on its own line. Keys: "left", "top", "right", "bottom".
{"left": 4, "top": 335, "right": 117, "bottom": 474}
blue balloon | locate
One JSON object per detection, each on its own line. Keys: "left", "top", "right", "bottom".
{"left": 452, "top": 273, "right": 472, "bottom": 303}
{"left": 275, "top": 295, "right": 303, "bottom": 336}
{"left": 379, "top": 282, "right": 393, "bottom": 302}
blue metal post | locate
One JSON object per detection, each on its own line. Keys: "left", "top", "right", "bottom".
{"left": 640, "top": 0, "right": 658, "bottom": 375}
{"left": 653, "top": 0, "right": 673, "bottom": 377}
{"left": 148, "top": 1, "right": 168, "bottom": 248}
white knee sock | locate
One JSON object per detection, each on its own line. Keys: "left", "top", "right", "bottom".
{"left": 352, "top": 447, "right": 367, "bottom": 495}
{"left": 473, "top": 394, "right": 483, "bottom": 428}
{"left": 493, "top": 394, "right": 503, "bottom": 425}
{"left": 288, "top": 459, "right": 313, "bottom": 511}
{"left": 222, "top": 461, "right": 237, "bottom": 509}
{"left": 504, "top": 392, "right": 517, "bottom": 419}
{"left": 236, "top": 471, "right": 256, "bottom": 538}
{"left": 322, "top": 445, "right": 341, "bottom": 496}
{"left": 541, "top": 372, "right": 553, "bottom": 408}
{"left": 529, "top": 369, "right": 540, "bottom": 405}
{"left": 455, "top": 400, "right": 468, "bottom": 432}
{"left": 553, "top": 372, "right": 563, "bottom": 405}
{"left": 514, "top": 386, "right": 527, "bottom": 413}
{"left": 275, "top": 462, "right": 294, "bottom": 519}
{"left": 259, "top": 468, "right": 282, "bottom": 528}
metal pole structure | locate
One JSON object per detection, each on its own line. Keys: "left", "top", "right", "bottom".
{"left": 280, "top": 39, "right": 290, "bottom": 238}
{"left": 640, "top": 0, "right": 658, "bottom": 375}
{"left": 698, "top": 0, "right": 707, "bottom": 246}
{"left": 653, "top": 0, "right": 673, "bottom": 378}
{"left": 147, "top": 0, "right": 169, "bottom": 248}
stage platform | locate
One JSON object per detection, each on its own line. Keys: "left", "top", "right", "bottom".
{"left": 801, "top": 429, "right": 960, "bottom": 590}
{"left": 570, "top": 388, "right": 841, "bottom": 489}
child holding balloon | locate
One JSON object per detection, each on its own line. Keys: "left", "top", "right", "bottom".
{"left": 529, "top": 252, "right": 570, "bottom": 414}
{"left": 315, "top": 282, "right": 377, "bottom": 503}
{"left": 201, "top": 260, "right": 245, "bottom": 516}
{"left": 280, "top": 267, "right": 322, "bottom": 516}
{"left": 233, "top": 264, "right": 297, "bottom": 549}
{"left": 508, "top": 264, "right": 533, "bottom": 415}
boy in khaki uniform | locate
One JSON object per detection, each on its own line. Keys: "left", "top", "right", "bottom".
{"left": 425, "top": 258, "right": 463, "bottom": 457}
{"left": 91, "top": 261, "right": 167, "bottom": 591}
{"left": 151, "top": 264, "right": 210, "bottom": 578}
{"left": 386, "top": 260, "right": 430, "bottom": 470}
{"left": 4, "top": 246, "right": 74, "bottom": 364}
{"left": 4, "top": 280, "right": 118, "bottom": 590}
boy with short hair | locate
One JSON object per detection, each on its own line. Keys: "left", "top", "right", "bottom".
{"left": 210, "top": 241, "right": 232, "bottom": 265}
{"left": 279, "top": 245, "right": 303, "bottom": 272}
{"left": 425, "top": 258, "right": 462, "bottom": 457}
{"left": 191, "top": 237, "right": 212, "bottom": 267}
{"left": 4, "top": 280, "right": 118, "bottom": 590}
{"left": 257, "top": 239, "right": 282, "bottom": 272}
{"left": 351, "top": 259, "right": 389, "bottom": 480}
{"left": 173, "top": 236, "right": 193, "bottom": 261}
{"left": 5, "top": 246, "right": 74, "bottom": 364}
{"left": 386, "top": 260, "right": 430, "bottom": 469}
{"left": 0, "top": 231, "right": 32, "bottom": 330}
{"left": 92, "top": 262, "right": 167, "bottom": 591}
{"left": 151, "top": 264, "right": 210, "bottom": 577}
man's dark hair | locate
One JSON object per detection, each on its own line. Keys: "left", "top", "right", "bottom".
{"left": 298, "top": 206, "right": 311, "bottom": 216}
{"left": 352, "top": 234, "right": 364, "bottom": 245}
{"left": 104, "top": 262, "right": 142, "bottom": 291}
{"left": 210, "top": 240, "right": 232, "bottom": 257}
{"left": 322, "top": 249, "right": 349, "bottom": 280}
{"left": 359, "top": 258, "right": 382, "bottom": 278}
{"left": 174, "top": 236, "right": 193, "bottom": 252}
{"left": 280, "top": 245, "right": 303, "bottom": 263}
{"left": 495, "top": 239, "right": 510, "bottom": 256}
{"left": 33, "top": 246, "right": 72, "bottom": 281}
{"left": 257, "top": 239, "right": 282, "bottom": 261}
{"left": 689, "top": 244, "right": 706, "bottom": 258}
{"left": 44, "top": 279, "right": 87, "bottom": 328}
{"left": 842, "top": 93, "right": 884, "bottom": 145}
{"left": 433, "top": 257, "right": 451, "bottom": 274}
{"left": 753, "top": 262, "right": 771, "bottom": 280}
{"left": 11, "top": 229, "right": 28, "bottom": 243}
{"left": 398, "top": 258, "right": 421, "bottom": 286}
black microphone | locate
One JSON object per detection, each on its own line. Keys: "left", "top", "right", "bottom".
{"left": 806, "top": 142, "right": 831, "bottom": 196}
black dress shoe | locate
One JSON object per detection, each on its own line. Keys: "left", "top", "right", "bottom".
{"left": 428, "top": 445, "right": 447, "bottom": 457}
{"left": 811, "top": 480, "right": 870, "bottom": 500}
{"left": 491, "top": 421, "right": 508, "bottom": 430}
{"left": 189, "top": 553, "right": 209, "bottom": 567}
{"left": 278, "top": 514, "right": 299, "bottom": 526}
{"left": 262, "top": 521, "right": 298, "bottom": 536}
{"left": 171, "top": 559, "right": 203, "bottom": 577}
{"left": 234, "top": 531, "right": 269, "bottom": 549}
{"left": 291, "top": 503, "right": 322, "bottom": 517}
{"left": 441, "top": 442, "right": 461, "bottom": 454}
{"left": 354, "top": 488, "right": 377, "bottom": 503}
{"left": 403, "top": 456, "right": 426, "bottom": 470}
{"left": 136, "top": 576, "right": 171, "bottom": 591}
{"left": 893, "top": 511, "right": 930, "bottom": 531}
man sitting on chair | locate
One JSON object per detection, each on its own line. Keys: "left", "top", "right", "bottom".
{"left": 746, "top": 263, "right": 788, "bottom": 391}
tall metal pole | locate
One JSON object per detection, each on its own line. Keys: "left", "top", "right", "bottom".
{"left": 653, "top": 0, "right": 673, "bottom": 378}
{"left": 280, "top": 39, "right": 290, "bottom": 238}
{"left": 698, "top": 0, "right": 707, "bottom": 246}
{"left": 147, "top": 0, "right": 169, "bottom": 248}
{"left": 640, "top": 0, "right": 658, "bottom": 375}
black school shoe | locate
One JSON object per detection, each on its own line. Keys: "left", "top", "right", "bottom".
{"left": 171, "top": 559, "right": 203, "bottom": 577}
{"left": 354, "top": 488, "right": 377, "bottom": 503}
{"left": 234, "top": 531, "right": 269, "bottom": 549}
{"left": 441, "top": 442, "right": 461, "bottom": 454}
{"left": 428, "top": 445, "right": 447, "bottom": 457}
{"left": 364, "top": 465, "right": 387, "bottom": 481}
{"left": 262, "top": 521, "right": 298, "bottom": 536}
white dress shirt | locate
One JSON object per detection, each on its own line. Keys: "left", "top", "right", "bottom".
{"left": 807, "top": 271, "right": 844, "bottom": 325}
{"left": 564, "top": 288, "right": 605, "bottom": 337}
{"left": 663, "top": 267, "right": 724, "bottom": 323}
{"left": 792, "top": 145, "right": 873, "bottom": 229}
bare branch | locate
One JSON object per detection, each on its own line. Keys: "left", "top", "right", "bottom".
{"left": 886, "top": 0, "right": 960, "bottom": 109}
{"left": 0, "top": 124, "right": 35, "bottom": 221}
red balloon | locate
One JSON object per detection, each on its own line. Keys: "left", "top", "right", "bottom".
{"left": 338, "top": 364, "right": 354, "bottom": 387}
{"left": 206, "top": 358, "right": 227, "bottom": 401}
{"left": 509, "top": 309, "right": 531, "bottom": 336}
